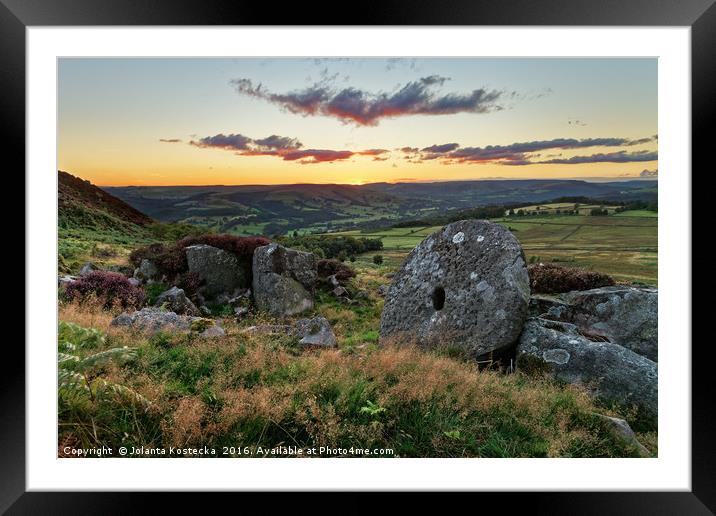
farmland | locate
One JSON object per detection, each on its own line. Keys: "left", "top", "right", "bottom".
{"left": 332, "top": 212, "right": 658, "bottom": 285}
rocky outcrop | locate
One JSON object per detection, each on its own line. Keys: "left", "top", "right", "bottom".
{"left": 294, "top": 316, "right": 337, "bottom": 347}
{"left": 110, "top": 307, "right": 224, "bottom": 337}
{"left": 530, "top": 286, "right": 657, "bottom": 361}
{"left": 252, "top": 244, "right": 317, "bottom": 316}
{"left": 516, "top": 318, "right": 657, "bottom": 417}
{"left": 133, "top": 259, "right": 159, "bottom": 283}
{"left": 154, "top": 286, "right": 199, "bottom": 316}
{"left": 185, "top": 245, "right": 248, "bottom": 301}
{"left": 379, "top": 220, "right": 530, "bottom": 358}
{"left": 79, "top": 262, "right": 99, "bottom": 276}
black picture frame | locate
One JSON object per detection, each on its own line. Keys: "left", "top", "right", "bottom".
{"left": 5, "top": 0, "right": 714, "bottom": 512}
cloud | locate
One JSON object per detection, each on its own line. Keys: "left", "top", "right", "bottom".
{"left": 190, "top": 133, "right": 254, "bottom": 151}
{"left": 252, "top": 134, "right": 302, "bottom": 150}
{"left": 539, "top": 150, "right": 658, "bottom": 164}
{"left": 640, "top": 168, "right": 658, "bottom": 177}
{"left": 399, "top": 136, "right": 658, "bottom": 165}
{"left": 189, "top": 132, "right": 371, "bottom": 164}
{"left": 421, "top": 143, "right": 459, "bottom": 153}
{"left": 231, "top": 76, "right": 504, "bottom": 126}
{"left": 280, "top": 149, "right": 355, "bottom": 164}
{"left": 159, "top": 138, "right": 182, "bottom": 143}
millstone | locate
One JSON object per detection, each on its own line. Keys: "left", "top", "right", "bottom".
{"left": 379, "top": 219, "right": 530, "bottom": 357}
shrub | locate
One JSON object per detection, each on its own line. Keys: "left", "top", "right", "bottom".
{"left": 528, "top": 263, "right": 615, "bottom": 294}
{"left": 373, "top": 254, "right": 384, "bottom": 265}
{"left": 64, "top": 271, "right": 146, "bottom": 310}
{"left": 317, "top": 259, "right": 356, "bottom": 280}
{"left": 175, "top": 271, "right": 204, "bottom": 298}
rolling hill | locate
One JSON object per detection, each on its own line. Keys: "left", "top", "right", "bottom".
{"left": 104, "top": 179, "right": 657, "bottom": 236}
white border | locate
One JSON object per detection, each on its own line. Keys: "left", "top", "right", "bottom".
{"left": 28, "top": 27, "right": 690, "bottom": 491}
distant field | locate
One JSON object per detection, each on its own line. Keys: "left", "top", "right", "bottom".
{"left": 334, "top": 210, "right": 658, "bottom": 285}
{"left": 613, "top": 210, "right": 659, "bottom": 218}
{"left": 508, "top": 203, "right": 621, "bottom": 216}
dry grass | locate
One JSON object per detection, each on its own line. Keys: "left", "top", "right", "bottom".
{"left": 57, "top": 299, "right": 652, "bottom": 458}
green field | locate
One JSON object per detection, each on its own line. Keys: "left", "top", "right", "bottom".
{"left": 334, "top": 211, "right": 658, "bottom": 285}
{"left": 509, "top": 202, "right": 621, "bottom": 216}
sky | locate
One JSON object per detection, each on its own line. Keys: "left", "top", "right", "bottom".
{"left": 58, "top": 57, "right": 657, "bottom": 186}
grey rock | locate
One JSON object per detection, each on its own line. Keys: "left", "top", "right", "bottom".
{"left": 58, "top": 275, "right": 78, "bottom": 286}
{"left": 332, "top": 286, "right": 349, "bottom": 298}
{"left": 185, "top": 245, "right": 248, "bottom": 300}
{"left": 128, "top": 277, "right": 141, "bottom": 287}
{"left": 200, "top": 325, "right": 226, "bottom": 338}
{"left": 154, "top": 286, "right": 199, "bottom": 315}
{"left": 595, "top": 414, "right": 651, "bottom": 457}
{"left": 199, "top": 305, "right": 211, "bottom": 316}
{"left": 327, "top": 274, "right": 340, "bottom": 288}
{"left": 79, "top": 262, "right": 99, "bottom": 276}
{"left": 241, "top": 324, "right": 294, "bottom": 336}
{"left": 252, "top": 244, "right": 316, "bottom": 316}
{"left": 295, "top": 316, "right": 337, "bottom": 347}
{"left": 379, "top": 219, "right": 530, "bottom": 358}
{"left": 242, "top": 317, "right": 337, "bottom": 348}
{"left": 134, "top": 259, "right": 159, "bottom": 283}
{"left": 528, "top": 294, "right": 570, "bottom": 318}
{"left": 516, "top": 317, "right": 657, "bottom": 417}
{"left": 110, "top": 307, "right": 224, "bottom": 337}
{"left": 550, "top": 286, "right": 658, "bottom": 361}
{"left": 377, "top": 285, "right": 389, "bottom": 297}
{"left": 234, "top": 306, "right": 249, "bottom": 318}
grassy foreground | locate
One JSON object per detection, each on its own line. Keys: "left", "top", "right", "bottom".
{"left": 58, "top": 257, "right": 656, "bottom": 458}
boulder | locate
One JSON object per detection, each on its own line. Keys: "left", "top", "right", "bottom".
{"left": 241, "top": 317, "right": 337, "bottom": 348}
{"left": 110, "top": 307, "right": 224, "bottom": 337}
{"left": 550, "top": 286, "right": 658, "bottom": 362}
{"left": 327, "top": 275, "right": 340, "bottom": 288}
{"left": 332, "top": 286, "right": 349, "bottom": 298}
{"left": 134, "top": 259, "right": 159, "bottom": 283}
{"left": 252, "top": 244, "right": 316, "bottom": 316}
{"left": 377, "top": 285, "right": 389, "bottom": 297}
{"left": 595, "top": 414, "right": 651, "bottom": 457}
{"left": 185, "top": 245, "right": 248, "bottom": 300}
{"left": 79, "top": 262, "right": 99, "bottom": 276}
{"left": 528, "top": 294, "right": 569, "bottom": 319}
{"left": 58, "top": 275, "right": 78, "bottom": 286}
{"left": 379, "top": 219, "right": 530, "bottom": 358}
{"left": 154, "top": 286, "right": 199, "bottom": 316}
{"left": 295, "top": 316, "right": 337, "bottom": 347}
{"left": 516, "top": 317, "right": 657, "bottom": 417}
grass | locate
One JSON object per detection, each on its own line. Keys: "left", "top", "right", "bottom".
{"left": 57, "top": 301, "right": 655, "bottom": 458}
{"left": 57, "top": 207, "right": 658, "bottom": 458}
{"left": 333, "top": 211, "right": 658, "bottom": 285}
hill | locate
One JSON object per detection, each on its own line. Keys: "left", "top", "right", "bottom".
{"left": 104, "top": 183, "right": 437, "bottom": 235}
{"left": 58, "top": 171, "right": 156, "bottom": 273}
{"left": 105, "top": 179, "right": 657, "bottom": 236}
{"left": 59, "top": 170, "right": 153, "bottom": 232}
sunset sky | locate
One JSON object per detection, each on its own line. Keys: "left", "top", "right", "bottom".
{"left": 58, "top": 57, "right": 657, "bottom": 186}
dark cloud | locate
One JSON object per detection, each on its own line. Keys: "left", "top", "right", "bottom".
{"left": 400, "top": 136, "right": 658, "bottom": 165}
{"left": 190, "top": 133, "right": 254, "bottom": 151}
{"left": 540, "top": 150, "right": 658, "bottom": 164}
{"left": 231, "top": 76, "right": 503, "bottom": 126}
{"left": 159, "top": 138, "right": 182, "bottom": 143}
{"left": 252, "top": 134, "right": 302, "bottom": 150}
{"left": 421, "top": 143, "right": 459, "bottom": 153}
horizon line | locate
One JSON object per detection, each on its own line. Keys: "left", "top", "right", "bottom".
{"left": 93, "top": 176, "right": 658, "bottom": 188}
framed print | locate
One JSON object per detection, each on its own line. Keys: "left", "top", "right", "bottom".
{"left": 5, "top": 0, "right": 714, "bottom": 511}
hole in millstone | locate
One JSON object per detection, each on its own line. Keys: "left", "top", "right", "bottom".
{"left": 432, "top": 286, "right": 446, "bottom": 311}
